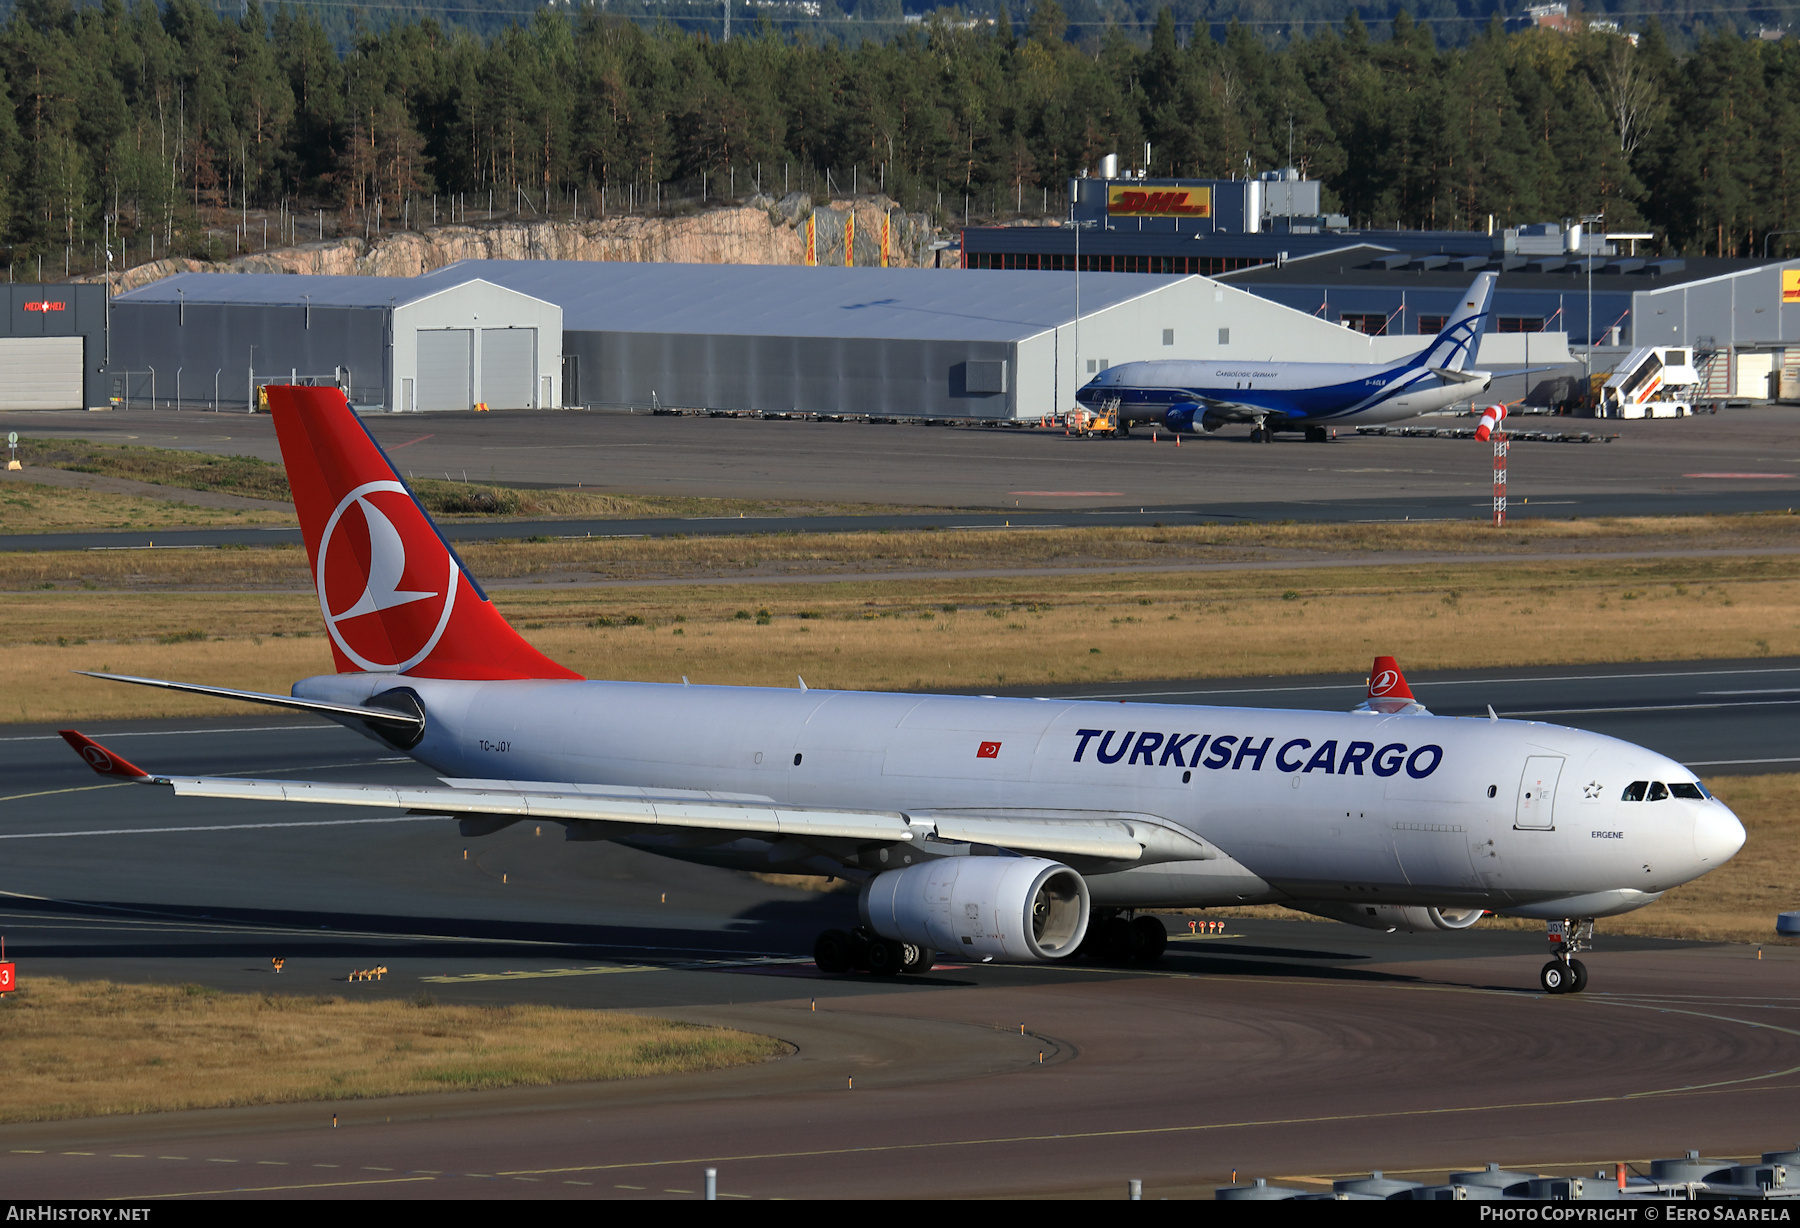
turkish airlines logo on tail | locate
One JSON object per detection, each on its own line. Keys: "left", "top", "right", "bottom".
{"left": 1369, "top": 669, "right": 1403, "bottom": 697}
{"left": 80, "top": 745, "right": 115, "bottom": 772}
{"left": 317, "top": 480, "right": 458, "bottom": 672}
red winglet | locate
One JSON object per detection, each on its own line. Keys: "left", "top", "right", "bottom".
{"left": 58, "top": 730, "right": 152, "bottom": 779}
{"left": 1367, "top": 656, "right": 1416, "bottom": 702}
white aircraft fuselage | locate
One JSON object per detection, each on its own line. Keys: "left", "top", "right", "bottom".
{"left": 1075, "top": 271, "right": 1500, "bottom": 436}
{"left": 299, "top": 671, "right": 1744, "bottom": 920}
{"left": 1075, "top": 356, "right": 1493, "bottom": 432}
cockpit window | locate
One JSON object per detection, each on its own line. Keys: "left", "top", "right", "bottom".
{"left": 1622, "top": 781, "right": 1648, "bottom": 801}
{"left": 1669, "top": 782, "right": 1707, "bottom": 800}
{"left": 1647, "top": 781, "right": 1670, "bottom": 802}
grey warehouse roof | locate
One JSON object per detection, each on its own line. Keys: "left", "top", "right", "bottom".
{"left": 119, "top": 261, "right": 1190, "bottom": 343}
{"left": 113, "top": 272, "right": 509, "bottom": 310}
{"left": 412, "top": 261, "right": 1182, "bottom": 342}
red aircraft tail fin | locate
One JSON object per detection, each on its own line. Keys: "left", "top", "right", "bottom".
{"left": 1367, "top": 656, "right": 1415, "bottom": 702}
{"left": 264, "top": 386, "right": 580, "bottom": 681}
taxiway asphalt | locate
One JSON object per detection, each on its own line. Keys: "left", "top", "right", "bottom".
{"left": 0, "top": 660, "right": 1793, "bottom": 1198}
{"left": 2, "top": 406, "right": 1798, "bottom": 553}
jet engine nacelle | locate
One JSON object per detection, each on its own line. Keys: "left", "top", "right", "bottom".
{"left": 861, "top": 856, "right": 1090, "bottom": 962}
{"left": 1289, "top": 901, "right": 1485, "bottom": 933}
{"left": 1162, "top": 405, "right": 1203, "bottom": 434}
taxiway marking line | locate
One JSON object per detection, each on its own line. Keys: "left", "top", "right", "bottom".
{"left": 474, "top": 985, "right": 1800, "bottom": 1180}
{"left": 420, "top": 965, "right": 663, "bottom": 983}
{"left": 0, "top": 816, "right": 446, "bottom": 840}
{"left": 128, "top": 1175, "right": 436, "bottom": 1198}
{"left": 488, "top": 1079, "right": 1800, "bottom": 1181}
{"left": 1507, "top": 700, "right": 1800, "bottom": 716}
{"left": 0, "top": 783, "right": 132, "bottom": 804}
{"left": 1061, "top": 663, "right": 1800, "bottom": 702}
{"left": 0, "top": 725, "right": 332, "bottom": 743}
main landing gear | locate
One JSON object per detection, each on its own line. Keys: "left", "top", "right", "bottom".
{"left": 813, "top": 926, "right": 934, "bottom": 977}
{"left": 1539, "top": 917, "right": 1594, "bottom": 994}
{"left": 1075, "top": 910, "right": 1168, "bottom": 965}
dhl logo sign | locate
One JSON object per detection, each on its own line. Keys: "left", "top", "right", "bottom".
{"left": 1107, "top": 186, "right": 1211, "bottom": 218}
{"left": 23, "top": 300, "right": 65, "bottom": 312}
{"left": 1784, "top": 269, "right": 1800, "bottom": 304}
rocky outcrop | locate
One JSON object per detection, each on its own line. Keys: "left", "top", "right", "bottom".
{"left": 85, "top": 196, "right": 941, "bottom": 294}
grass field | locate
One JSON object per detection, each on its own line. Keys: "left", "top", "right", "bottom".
{"left": 0, "top": 437, "right": 962, "bottom": 528}
{"left": 0, "top": 978, "right": 783, "bottom": 1123}
{"left": 7, "top": 549, "right": 1800, "bottom": 722}
{"left": 0, "top": 481, "right": 297, "bottom": 532}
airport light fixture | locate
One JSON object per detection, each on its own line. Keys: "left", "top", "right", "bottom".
{"left": 1582, "top": 212, "right": 1604, "bottom": 392}
{"left": 1071, "top": 217, "right": 1098, "bottom": 410}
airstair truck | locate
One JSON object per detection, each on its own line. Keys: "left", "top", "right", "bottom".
{"left": 1599, "top": 347, "right": 1701, "bottom": 418}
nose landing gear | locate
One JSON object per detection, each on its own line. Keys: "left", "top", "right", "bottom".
{"left": 1540, "top": 918, "right": 1594, "bottom": 994}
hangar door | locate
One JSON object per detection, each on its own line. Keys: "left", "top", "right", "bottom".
{"left": 481, "top": 328, "right": 535, "bottom": 409}
{"left": 0, "top": 337, "right": 83, "bottom": 410}
{"left": 416, "top": 329, "right": 473, "bottom": 411}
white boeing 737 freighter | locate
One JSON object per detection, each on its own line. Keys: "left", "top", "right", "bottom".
{"left": 1075, "top": 272, "right": 1499, "bottom": 442}
{"left": 62, "top": 387, "right": 1743, "bottom": 994}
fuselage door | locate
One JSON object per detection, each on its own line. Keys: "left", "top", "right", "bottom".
{"left": 1514, "top": 756, "right": 1563, "bottom": 830}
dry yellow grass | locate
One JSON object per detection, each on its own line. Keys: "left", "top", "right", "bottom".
{"left": 0, "top": 977, "right": 783, "bottom": 1123}
{"left": 1200, "top": 774, "right": 1800, "bottom": 946}
{"left": 7, "top": 552, "right": 1800, "bottom": 723}
{"left": 6, "top": 514, "right": 1800, "bottom": 590}
{"left": 1, "top": 434, "right": 958, "bottom": 529}
{"left": 0, "top": 480, "right": 296, "bottom": 532}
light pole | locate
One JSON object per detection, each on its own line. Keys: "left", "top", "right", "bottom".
{"left": 1581, "top": 212, "right": 1604, "bottom": 399}
{"left": 1071, "top": 215, "right": 1097, "bottom": 412}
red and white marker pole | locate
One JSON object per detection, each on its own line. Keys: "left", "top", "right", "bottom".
{"left": 1475, "top": 405, "right": 1508, "bottom": 526}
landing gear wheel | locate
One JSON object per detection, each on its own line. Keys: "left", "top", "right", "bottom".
{"left": 899, "top": 943, "right": 934, "bottom": 974}
{"left": 1130, "top": 914, "right": 1168, "bottom": 964}
{"left": 1540, "top": 959, "right": 1572, "bottom": 994}
{"left": 814, "top": 929, "right": 854, "bottom": 974}
{"left": 1249, "top": 427, "right": 1268, "bottom": 443}
{"left": 1567, "top": 958, "right": 1588, "bottom": 994}
{"left": 865, "top": 938, "right": 904, "bottom": 977}
{"left": 1095, "top": 916, "right": 1135, "bottom": 964}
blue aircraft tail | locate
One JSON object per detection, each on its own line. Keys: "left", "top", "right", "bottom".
{"left": 1408, "top": 273, "right": 1497, "bottom": 373}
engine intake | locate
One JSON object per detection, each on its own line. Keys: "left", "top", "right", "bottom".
{"left": 1288, "top": 901, "right": 1484, "bottom": 933}
{"left": 861, "top": 856, "right": 1089, "bottom": 962}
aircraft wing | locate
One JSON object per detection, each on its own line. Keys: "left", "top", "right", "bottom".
{"left": 57, "top": 732, "right": 1216, "bottom": 871}
{"left": 1189, "top": 396, "right": 1270, "bottom": 423}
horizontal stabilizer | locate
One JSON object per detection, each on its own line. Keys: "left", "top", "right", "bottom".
{"left": 1428, "top": 366, "right": 1491, "bottom": 385}
{"left": 74, "top": 672, "right": 425, "bottom": 738}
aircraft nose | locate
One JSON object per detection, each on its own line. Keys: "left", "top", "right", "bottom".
{"left": 1694, "top": 801, "right": 1747, "bottom": 867}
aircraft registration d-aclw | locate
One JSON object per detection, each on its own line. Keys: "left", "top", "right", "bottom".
{"left": 62, "top": 388, "right": 1743, "bottom": 995}
{"left": 1075, "top": 272, "right": 1499, "bottom": 442}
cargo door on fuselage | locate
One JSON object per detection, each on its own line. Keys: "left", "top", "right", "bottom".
{"left": 1515, "top": 756, "right": 1563, "bottom": 830}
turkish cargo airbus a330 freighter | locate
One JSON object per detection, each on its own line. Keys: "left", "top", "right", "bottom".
{"left": 62, "top": 388, "right": 1742, "bottom": 994}
{"left": 1075, "top": 272, "right": 1500, "bottom": 442}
